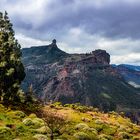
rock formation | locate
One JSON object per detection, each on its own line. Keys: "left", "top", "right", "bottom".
{"left": 21, "top": 40, "right": 140, "bottom": 112}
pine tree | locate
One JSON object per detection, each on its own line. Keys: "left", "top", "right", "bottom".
{"left": 0, "top": 11, "right": 25, "bottom": 104}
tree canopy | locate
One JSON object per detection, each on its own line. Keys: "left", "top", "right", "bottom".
{"left": 0, "top": 11, "right": 25, "bottom": 104}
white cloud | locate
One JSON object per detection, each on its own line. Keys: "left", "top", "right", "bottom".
{"left": 57, "top": 27, "right": 140, "bottom": 65}
{"left": 111, "top": 53, "right": 140, "bottom": 65}
{"left": 0, "top": 0, "right": 52, "bottom": 28}
{"left": 15, "top": 33, "right": 50, "bottom": 48}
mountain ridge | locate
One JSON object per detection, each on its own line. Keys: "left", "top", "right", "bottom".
{"left": 21, "top": 40, "right": 140, "bottom": 113}
{"left": 112, "top": 64, "right": 140, "bottom": 88}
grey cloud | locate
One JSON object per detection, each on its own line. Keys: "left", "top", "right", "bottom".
{"left": 30, "top": 0, "right": 140, "bottom": 40}
{"left": 1, "top": 0, "right": 140, "bottom": 40}
{"left": 1, "top": 0, "right": 140, "bottom": 65}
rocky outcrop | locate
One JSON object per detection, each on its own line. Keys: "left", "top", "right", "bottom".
{"left": 21, "top": 40, "right": 140, "bottom": 112}
{"left": 92, "top": 49, "right": 110, "bottom": 64}
{"left": 70, "top": 49, "right": 110, "bottom": 66}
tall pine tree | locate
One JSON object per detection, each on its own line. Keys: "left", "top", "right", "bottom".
{"left": 0, "top": 11, "right": 25, "bottom": 104}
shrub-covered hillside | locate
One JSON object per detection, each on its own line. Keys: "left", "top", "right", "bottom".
{"left": 0, "top": 103, "right": 140, "bottom": 140}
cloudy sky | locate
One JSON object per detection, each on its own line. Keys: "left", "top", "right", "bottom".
{"left": 1, "top": 0, "right": 140, "bottom": 65}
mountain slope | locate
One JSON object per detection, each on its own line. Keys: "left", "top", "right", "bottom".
{"left": 0, "top": 103, "right": 140, "bottom": 140}
{"left": 21, "top": 40, "right": 140, "bottom": 112}
{"left": 113, "top": 64, "right": 140, "bottom": 88}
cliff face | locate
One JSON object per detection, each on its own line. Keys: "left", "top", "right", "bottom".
{"left": 22, "top": 40, "right": 140, "bottom": 111}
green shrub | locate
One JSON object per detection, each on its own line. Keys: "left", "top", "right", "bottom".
{"left": 23, "top": 118, "right": 34, "bottom": 126}
{"left": 93, "top": 108, "right": 99, "bottom": 112}
{"left": 132, "top": 125, "right": 140, "bottom": 134}
{"left": 92, "top": 123, "right": 104, "bottom": 132}
{"left": 15, "top": 124, "right": 29, "bottom": 135}
{"left": 133, "top": 136, "right": 140, "bottom": 140}
{"left": 83, "top": 127, "right": 98, "bottom": 135}
{"left": 0, "top": 126, "right": 12, "bottom": 139}
{"left": 0, "top": 113, "right": 12, "bottom": 123}
{"left": 0, "top": 104, "right": 6, "bottom": 113}
{"left": 64, "top": 104, "right": 71, "bottom": 107}
{"left": 95, "top": 119, "right": 104, "bottom": 124}
{"left": 33, "top": 118, "right": 44, "bottom": 127}
{"left": 28, "top": 113, "right": 37, "bottom": 118}
{"left": 58, "top": 134, "right": 73, "bottom": 140}
{"left": 35, "top": 126, "right": 50, "bottom": 134}
{"left": 7, "top": 111, "right": 26, "bottom": 119}
{"left": 33, "top": 134, "right": 48, "bottom": 140}
{"left": 109, "top": 111, "right": 118, "bottom": 116}
{"left": 75, "top": 123, "right": 89, "bottom": 130}
{"left": 73, "top": 132, "right": 91, "bottom": 140}
{"left": 117, "top": 125, "right": 126, "bottom": 132}
{"left": 23, "top": 118, "right": 44, "bottom": 128}
{"left": 98, "top": 134, "right": 113, "bottom": 140}
{"left": 76, "top": 106, "right": 87, "bottom": 113}
{"left": 64, "top": 103, "right": 95, "bottom": 112}
{"left": 74, "top": 123, "right": 98, "bottom": 136}
{"left": 118, "top": 131, "right": 133, "bottom": 139}
{"left": 53, "top": 102, "right": 62, "bottom": 107}
{"left": 102, "top": 125, "right": 117, "bottom": 135}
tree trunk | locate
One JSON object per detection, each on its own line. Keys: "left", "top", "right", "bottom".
{"left": 50, "top": 131, "right": 54, "bottom": 140}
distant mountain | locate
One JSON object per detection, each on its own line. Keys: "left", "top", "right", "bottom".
{"left": 120, "top": 64, "right": 140, "bottom": 71}
{"left": 112, "top": 64, "right": 140, "bottom": 88}
{"left": 21, "top": 40, "right": 140, "bottom": 112}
